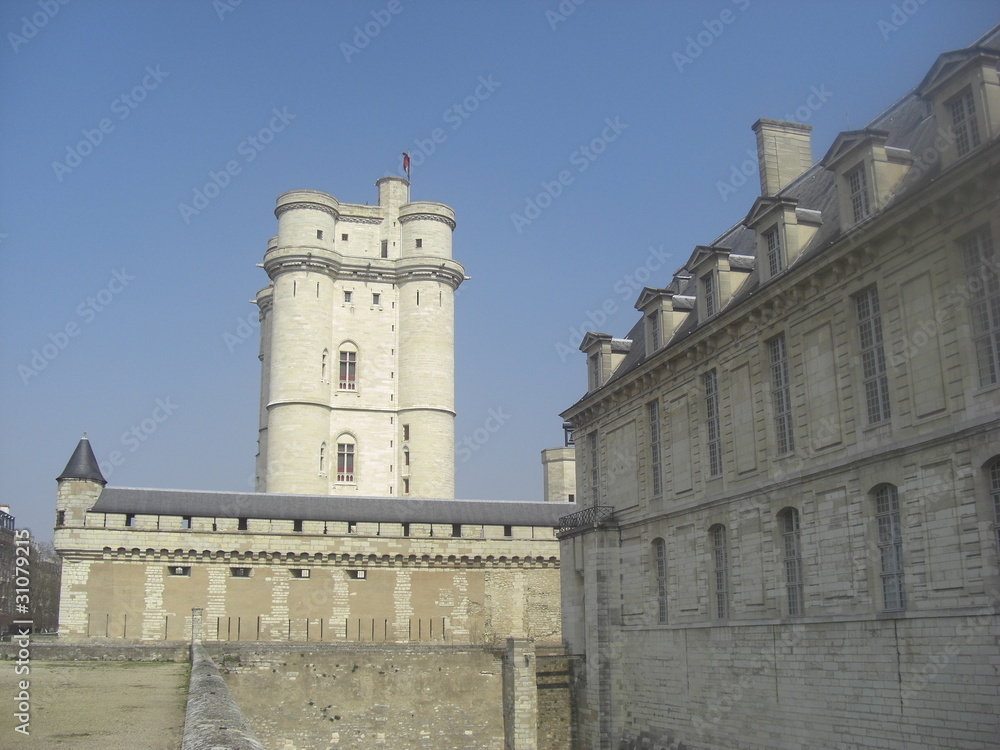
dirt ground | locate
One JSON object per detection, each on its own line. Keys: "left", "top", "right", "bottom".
{"left": 0, "top": 660, "right": 189, "bottom": 750}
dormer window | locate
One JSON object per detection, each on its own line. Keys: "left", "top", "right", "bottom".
{"left": 949, "top": 88, "right": 981, "bottom": 157}
{"left": 589, "top": 353, "right": 600, "bottom": 390}
{"left": 647, "top": 310, "right": 660, "bottom": 352}
{"left": 702, "top": 272, "right": 717, "bottom": 317}
{"left": 847, "top": 164, "right": 871, "bottom": 224}
{"left": 764, "top": 226, "right": 783, "bottom": 276}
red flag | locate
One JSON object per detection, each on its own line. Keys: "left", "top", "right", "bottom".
{"left": 402, "top": 152, "right": 410, "bottom": 180}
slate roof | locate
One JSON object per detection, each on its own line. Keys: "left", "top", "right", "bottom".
{"left": 569, "top": 24, "right": 1000, "bottom": 403}
{"left": 90, "top": 486, "right": 573, "bottom": 527}
{"left": 56, "top": 436, "right": 107, "bottom": 485}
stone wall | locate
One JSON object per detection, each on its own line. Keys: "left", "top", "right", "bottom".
{"left": 208, "top": 642, "right": 573, "bottom": 750}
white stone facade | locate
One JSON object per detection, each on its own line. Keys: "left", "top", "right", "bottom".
{"left": 256, "top": 177, "right": 464, "bottom": 498}
{"left": 560, "top": 36, "right": 1000, "bottom": 750}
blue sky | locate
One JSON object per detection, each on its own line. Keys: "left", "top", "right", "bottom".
{"left": 2, "top": 0, "right": 997, "bottom": 541}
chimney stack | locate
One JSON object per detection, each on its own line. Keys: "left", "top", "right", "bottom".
{"left": 751, "top": 119, "right": 813, "bottom": 196}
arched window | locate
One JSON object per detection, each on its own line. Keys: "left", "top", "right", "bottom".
{"left": 875, "top": 484, "right": 905, "bottom": 611}
{"left": 319, "top": 443, "right": 327, "bottom": 475}
{"left": 339, "top": 343, "right": 358, "bottom": 391}
{"left": 710, "top": 524, "right": 728, "bottom": 620}
{"left": 653, "top": 538, "right": 667, "bottom": 624}
{"left": 337, "top": 438, "right": 356, "bottom": 483}
{"left": 778, "top": 508, "right": 803, "bottom": 616}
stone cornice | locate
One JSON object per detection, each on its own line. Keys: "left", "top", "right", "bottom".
{"left": 262, "top": 248, "right": 465, "bottom": 289}
{"left": 398, "top": 212, "right": 457, "bottom": 230}
{"left": 274, "top": 201, "right": 339, "bottom": 219}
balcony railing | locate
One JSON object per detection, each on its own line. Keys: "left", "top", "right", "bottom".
{"left": 557, "top": 505, "right": 615, "bottom": 536}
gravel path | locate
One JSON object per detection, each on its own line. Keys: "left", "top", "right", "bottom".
{"left": 0, "top": 660, "right": 189, "bottom": 750}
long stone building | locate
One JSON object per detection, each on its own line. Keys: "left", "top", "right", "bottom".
{"left": 559, "top": 29, "right": 1000, "bottom": 749}
{"left": 54, "top": 178, "right": 570, "bottom": 647}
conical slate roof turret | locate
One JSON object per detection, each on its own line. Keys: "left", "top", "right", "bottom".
{"left": 56, "top": 434, "right": 106, "bottom": 485}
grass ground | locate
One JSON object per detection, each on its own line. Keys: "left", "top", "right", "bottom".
{"left": 0, "top": 660, "right": 188, "bottom": 749}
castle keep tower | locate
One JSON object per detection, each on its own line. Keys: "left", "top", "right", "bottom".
{"left": 255, "top": 177, "right": 465, "bottom": 498}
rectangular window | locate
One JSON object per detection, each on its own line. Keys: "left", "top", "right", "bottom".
{"left": 403, "top": 424, "right": 410, "bottom": 441}
{"left": 451, "top": 523, "right": 461, "bottom": 538}
{"left": 339, "top": 351, "right": 357, "bottom": 390}
{"left": 125, "top": 513, "right": 136, "bottom": 527}
{"left": 648, "top": 401, "right": 662, "bottom": 497}
{"left": 876, "top": 485, "right": 905, "bottom": 611}
{"left": 347, "top": 569, "right": 366, "bottom": 580}
{"left": 238, "top": 517, "right": 248, "bottom": 530}
{"left": 402, "top": 522, "right": 410, "bottom": 537}
{"left": 781, "top": 509, "right": 803, "bottom": 617}
{"left": 990, "top": 461, "right": 1000, "bottom": 556}
{"left": 704, "top": 370, "right": 722, "bottom": 477}
{"left": 962, "top": 227, "right": 999, "bottom": 386}
{"left": 381, "top": 240, "right": 388, "bottom": 258}
{"left": 950, "top": 88, "right": 981, "bottom": 157}
{"left": 293, "top": 519, "right": 303, "bottom": 532}
{"left": 181, "top": 516, "right": 192, "bottom": 530}
{"left": 768, "top": 335, "right": 794, "bottom": 455}
{"left": 56, "top": 510, "right": 66, "bottom": 526}
{"left": 403, "top": 478, "right": 410, "bottom": 494}
{"left": 338, "top": 443, "right": 355, "bottom": 482}
{"left": 847, "top": 164, "right": 871, "bottom": 224}
{"left": 647, "top": 311, "right": 660, "bottom": 351}
{"left": 855, "top": 286, "right": 891, "bottom": 424}
{"left": 711, "top": 526, "right": 728, "bottom": 620}
{"left": 415, "top": 238, "right": 423, "bottom": 248}
{"left": 589, "top": 353, "right": 600, "bottom": 389}
{"left": 503, "top": 524, "right": 513, "bottom": 537}
{"left": 372, "top": 293, "right": 381, "bottom": 306}
{"left": 703, "top": 272, "right": 717, "bottom": 317}
{"left": 341, "top": 233, "right": 349, "bottom": 241}
{"left": 230, "top": 567, "right": 251, "bottom": 578}
{"left": 764, "top": 226, "right": 783, "bottom": 277}
{"left": 290, "top": 568, "right": 310, "bottom": 579}
{"left": 588, "top": 432, "right": 600, "bottom": 503}
{"left": 654, "top": 538, "right": 668, "bottom": 624}
{"left": 316, "top": 230, "right": 323, "bottom": 239}
{"left": 343, "top": 290, "right": 352, "bottom": 303}
{"left": 168, "top": 566, "right": 191, "bottom": 577}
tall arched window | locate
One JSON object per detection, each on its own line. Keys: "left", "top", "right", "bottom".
{"left": 778, "top": 508, "right": 803, "bottom": 616}
{"left": 710, "top": 524, "right": 728, "bottom": 620}
{"left": 875, "top": 484, "right": 905, "bottom": 611}
{"left": 337, "top": 437, "right": 356, "bottom": 483}
{"left": 653, "top": 538, "right": 667, "bottom": 624}
{"left": 339, "top": 343, "right": 358, "bottom": 391}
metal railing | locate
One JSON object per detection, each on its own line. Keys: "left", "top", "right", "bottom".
{"left": 557, "top": 505, "right": 614, "bottom": 535}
